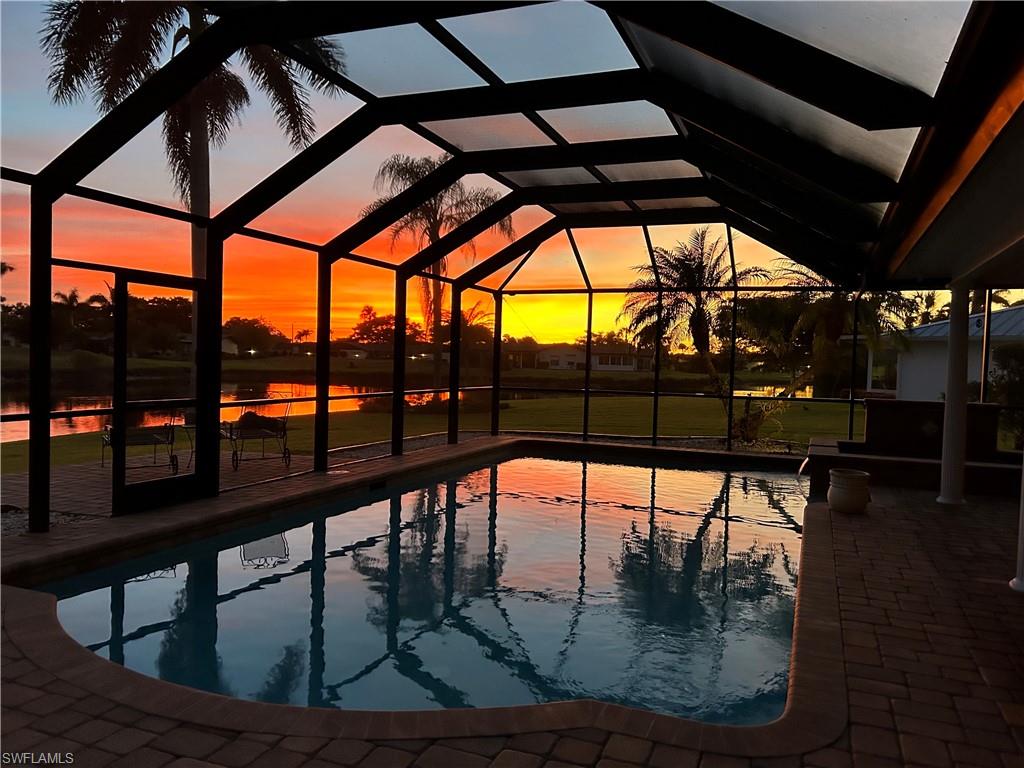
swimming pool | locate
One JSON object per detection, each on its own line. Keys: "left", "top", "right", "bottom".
{"left": 49, "top": 456, "right": 804, "bottom": 725}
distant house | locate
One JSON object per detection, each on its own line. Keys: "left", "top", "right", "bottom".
{"left": 222, "top": 336, "right": 239, "bottom": 357}
{"left": 538, "top": 343, "right": 585, "bottom": 370}
{"left": 592, "top": 342, "right": 653, "bottom": 372}
{"left": 504, "top": 341, "right": 540, "bottom": 369}
{"left": 503, "top": 341, "right": 652, "bottom": 371}
{"left": 892, "top": 305, "right": 1024, "bottom": 400}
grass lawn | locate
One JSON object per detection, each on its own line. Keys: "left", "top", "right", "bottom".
{"left": 0, "top": 396, "right": 863, "bottom": 474}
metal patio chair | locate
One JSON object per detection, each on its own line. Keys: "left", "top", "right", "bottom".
{"left": 220, "top": 397, "right": 291, "bottom": 471}
{"left": 101, "top": 418, "right": 179, "bottom": 474}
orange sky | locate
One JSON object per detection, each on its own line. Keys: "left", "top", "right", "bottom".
{"left": 0, "top": 182, "right": 831, "bottom": 343}
{"left": 0, "top": 2, "right": 802, "bottom": 346}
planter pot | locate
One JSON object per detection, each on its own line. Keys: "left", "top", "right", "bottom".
{"left": 828, "top": 468, "right": 871, "bottom": 514}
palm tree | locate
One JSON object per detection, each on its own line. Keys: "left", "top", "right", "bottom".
{"left": 364, "top": 153, "right": 514, "bottom": 394}
{"left": 620, "top": 226, "right": 766, "bottom": 388}
{"left": 1, "top": 261, "right": 12, "bottom": 303}
{"left": 773, "top": 263, "right": 918, "bottom": 397}
{"left": 915, "top": 291, "right": 948, "bottom": 325}
{"left": 53, "top": 287, "right": 83, "bottom": 328}
{"left": 293, "top": 328, "right": 312, "bottom": 344}
{"left": 620, "top": 227, "right": 769, "bottom": 441}
{"left": 970, "top": 289, "right": 1010, "bottom": 315}
{"left": 42, "top": 3, "right": 344, "bottom": 282}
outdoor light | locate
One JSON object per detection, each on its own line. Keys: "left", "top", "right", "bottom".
{"left": 248, "top": 348, "right": 257, "bottom": 356}
{"left": 306, "top": 351, "right": 312, "bottom": 356}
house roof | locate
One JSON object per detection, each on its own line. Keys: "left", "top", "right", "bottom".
{"left": 539, "top": 343, "right": 583, "bottom": 354}
{"left": 904, "top": 305, "right": 1024, "bottom": 342}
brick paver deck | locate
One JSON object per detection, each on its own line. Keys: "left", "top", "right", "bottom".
{"left": 2, "top": 441, "right": 1021, "bottom": 767}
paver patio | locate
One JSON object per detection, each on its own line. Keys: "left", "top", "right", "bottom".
{"left": 1, "top": 439, "right": 1021, "bottom": 767}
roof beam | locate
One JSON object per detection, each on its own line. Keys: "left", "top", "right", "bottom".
{"left": 398, "top": 180, "right": 711, "bottom": 277}
{"left": 558, "top": 207, "right": 725, "bottom": 229}
{"left": 523, "top": 177, "right": 710, "bottom": 205}
{"left": 647, "top": 73, "right": 898, "bottom": 201}
{"left": 215, "top": 106, "right": 379, "bottom": 234}
{"left": 680, "top": 138, "right": 880, "bottom": 242}
{"left": 711, "top": 185, "right": 860, "bottom": 278}
{"left": 373, "top": 69, "right": 647, "bottom": 124}
{"left": 723, "top": 210, "right": 857, "bottom": 285}
{"left": 600, "top": 1, "right": 934, "bottom": 130}
{"left": 36, "top": 19, "right": 244, "bottom": 195}
{"left": 397, "top": 193, "right": 522, "bottom": 276}
{"left": 373, "top": 68, "right": 896, "bottom": 201}
{"left": 456, "top": 220, "right": 565, "bottom": 288}
{"left": 321, "top": 137, "right": 692, "bottom": 266}
{"left": 212, "top": 2, "right": 532, "bottom": 40}
{"left": 323, "top": 158, "right": 466, "bottom": 257}
{"left": 465, "top": 135, "right": 689, "bottom": 173}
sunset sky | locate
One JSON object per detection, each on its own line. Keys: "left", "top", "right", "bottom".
{"left": 1, "top": 2, "right": 817, "bottom": 343}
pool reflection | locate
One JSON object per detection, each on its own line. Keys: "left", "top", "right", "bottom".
{"left": 54, "top": 458, "right": 803, "bottom": 723}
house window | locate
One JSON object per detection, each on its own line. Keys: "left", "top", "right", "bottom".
{"left": 599, "top": 355, "right": 609, "bottom": 365}
{"left": 550, "top": 357, "right": 559, "bottom": 365}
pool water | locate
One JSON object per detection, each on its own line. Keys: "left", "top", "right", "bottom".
{"left": 50, "top": 457, "right": 804, "bottom": 724}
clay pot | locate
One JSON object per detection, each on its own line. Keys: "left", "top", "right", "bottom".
{"left": 827, "top": 468, "right": 871, "bottom": 514}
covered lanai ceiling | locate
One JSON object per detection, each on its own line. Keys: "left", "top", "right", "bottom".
{"left": 36, "top": 1, "right": 1024, "bottom": 289}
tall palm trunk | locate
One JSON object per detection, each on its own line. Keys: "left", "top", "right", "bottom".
{"left": 188, "top": 6, "right": 210, "bottom": 397}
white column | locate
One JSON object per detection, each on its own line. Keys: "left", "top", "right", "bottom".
{"left": 1011, "top": 457, "right": 1024, "bottom": 591}
{"left": 938, "top": 286, "right": 969, "bottom": 506}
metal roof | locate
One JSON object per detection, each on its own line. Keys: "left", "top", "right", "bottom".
{"left": 905, "top": 305, "right": 1024, "bottom": 341}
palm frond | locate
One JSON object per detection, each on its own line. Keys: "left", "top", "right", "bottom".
{"left": 42, "top": 2, "right": 120, "bottom": 104}
{"left": 42, "top": 2, "right": 183, "bottom": 110}
{"left": 201, "top": 66, "right": 249, "bottom": 147}
{"left": 161, "top": 99, "right": 192, "bottom": 204}
{"left": 241, "top": 44, "right": 315, "bottom": 148}
{"left": 98, "top": 3, "right": 182, "bottom": 109}
{"left": 288, "top": 37, "right": 346, "bottom": 94}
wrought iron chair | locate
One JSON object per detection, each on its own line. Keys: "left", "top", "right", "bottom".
{"left": 101, "top": 419, "right": 179, "bottom": 474}
{"left": 220, "top": 397, "right": 291, "bottom": 471}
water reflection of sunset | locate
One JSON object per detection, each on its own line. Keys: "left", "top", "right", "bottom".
{"left": 54, "top": 455, "right": 803, "bottom": 720}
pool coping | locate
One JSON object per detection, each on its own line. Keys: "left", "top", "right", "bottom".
{"left": 1, "top": 438, "right": 843, "bottom": 758}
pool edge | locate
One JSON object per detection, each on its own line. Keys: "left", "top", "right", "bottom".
{"left": 1, "top": 443, "right": 844, "bottom": 756}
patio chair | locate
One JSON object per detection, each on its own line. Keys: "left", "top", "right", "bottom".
{"left": 101, "top": 420, "right": 179, "bottom": 474}
{"left": 220, "top": 399, "right": 291, "bottom": 471}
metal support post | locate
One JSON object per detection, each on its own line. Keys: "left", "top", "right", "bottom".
{"left": 583, "top": 291, "right": 593, "bottom": 440}
{"left": 391, "top": 275, "right": 408, "bottom": 455}
{"left": 726, "top": 225, "right": 738, "bottom": 451}
{"left": 195, "top": 231, "right": 223, "bottom": 497}
{"left": 314, "top": 253, "right": 331, "bottom": 470}
{"left": 1011, "top": 458, "right": 1024, "bottom": 591}
{"left": 448, "top": 288, "right": 462, "bottom": 444}
{"left": 111, "top": 276, "right": 128, "bottom": 514}
{"left": 491, "top": 295, "right": 503, "bottom": 435}
{"left": 980, "top": 289, "right": 993, "bottom": 402}
{"left": 28, "top": 189, "right": 53, "bottom": 532}
{"left": 652, "top": 291, "right": 663, "bottom": 446}
{"left": 849, "top": 291, "right": 861, "bottom": 440}
{"left": 938, "top": 286, "right": 969, "bottom": 506}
